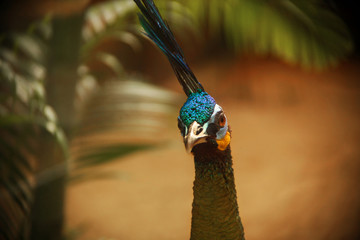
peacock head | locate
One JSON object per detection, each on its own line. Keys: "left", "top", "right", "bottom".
{"left": 177, "top": 90, "right": 231, "bottom": 153}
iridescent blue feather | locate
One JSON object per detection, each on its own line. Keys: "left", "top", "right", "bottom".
{"left": 134, "top": 0, "right": 204, "bottom": 96}
{"left": 180, "top": 91, "right": 216, "bottom": 127}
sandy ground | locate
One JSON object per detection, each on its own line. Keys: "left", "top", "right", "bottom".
{"left": 66, "top": 57, "right": 360, "bottom": 240}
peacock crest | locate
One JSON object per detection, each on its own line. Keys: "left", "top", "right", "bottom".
{"left": 179, "top": 90, "right": 216, "bottom": 127}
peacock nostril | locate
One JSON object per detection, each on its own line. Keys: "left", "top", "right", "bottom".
{"left": 195, "top": 127, "right": 203, "bottom": 135}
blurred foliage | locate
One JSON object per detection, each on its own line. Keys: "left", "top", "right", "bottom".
{"left": 82, "top": 0, "right": 140, "bottom": 55}
{"left": 0, "top": 19, "right": 67, "bottom": 239}
{"left": 80, "top": 0, "right": 354, "bottom": 73}
{"left": 185, "top": 0, "right": 353, "bottom": 68}
{"left": 70, "top": 1, "right": 180, "bottom": 180}
{"left": 71, "top": 78, "right": 180, "bottom": 180}
{"left": 82, "top": 0, "right": 353, "bottom": 69}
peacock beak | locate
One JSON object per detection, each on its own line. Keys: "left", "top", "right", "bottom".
{"left": 184, "top": 121, "right": 208, "bottom": 153}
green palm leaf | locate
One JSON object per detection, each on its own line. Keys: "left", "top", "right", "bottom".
{"left": 0, "top": 23, "right": 67, "bottom": 240}
{"left": 186, "top": 0, "right": 353, "bottom": 68}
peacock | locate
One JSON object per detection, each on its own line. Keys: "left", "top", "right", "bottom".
{"left": 134, "top": 0, "right": 245, "bottom": 239}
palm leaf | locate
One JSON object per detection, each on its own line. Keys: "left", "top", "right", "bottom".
{"left": 72, "top": 1, "right": 185, "bottom": 180}
{"left": 0, "top": 21, "right": 67, "bottom": 240}
{"left": 81, "top": 0, "right": 140, "bottom": 63}
{"left": 186, "top": 0, "right": 353, "bottom": 68}
{"left": 70, "top": 78, "right": 180, "bottom": 179}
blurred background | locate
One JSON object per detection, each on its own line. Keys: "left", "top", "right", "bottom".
{"left": 1, "top": 0, "right": 359, "bottom": 239}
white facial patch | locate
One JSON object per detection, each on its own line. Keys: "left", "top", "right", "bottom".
{"left": 207, "top": 104, "right": 228, "bottom": 140}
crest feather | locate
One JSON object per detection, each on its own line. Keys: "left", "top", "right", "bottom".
{"left": 134, "top": 0, "right": 204, "bottom": 96}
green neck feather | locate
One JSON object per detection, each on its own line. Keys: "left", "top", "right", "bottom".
{"left": 190, "top": 144, "right": 245, "bottom": 240}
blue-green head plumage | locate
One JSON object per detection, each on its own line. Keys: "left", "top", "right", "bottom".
{"left": 179, "top": 90, "right": 216, "bottom": 127}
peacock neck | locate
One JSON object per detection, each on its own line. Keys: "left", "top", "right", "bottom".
{"left": 190, "top": 144, "right": 245, "bottom": 240}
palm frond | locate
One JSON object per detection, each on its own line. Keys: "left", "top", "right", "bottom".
{"left": 186, "top": 0, "right": 353, "bottom": 68}
{"left": 70, "top": 78, "right": 180, "bottom": 179}
{"left": 0, "top": 21, "right": 67, "bottom": 239}
{"left": 80, "top": 0, "right": 196, "bottom": 81}
{"left": 81, "top": 1, "right": 140, "bottom": 61}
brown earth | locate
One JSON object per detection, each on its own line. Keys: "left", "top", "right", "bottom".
{"left": 66, "top": 57, "right": 360, "bottom": 240}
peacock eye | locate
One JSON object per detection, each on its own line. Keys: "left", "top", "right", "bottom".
{"left": 177, "top": 117, "right": 187, "bottom": 136}
{"left": 218, "top": 114, "right": 226, "bottom": 128}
